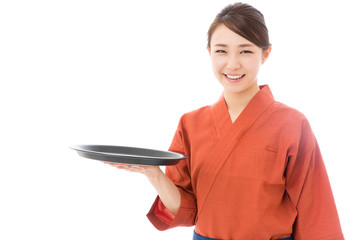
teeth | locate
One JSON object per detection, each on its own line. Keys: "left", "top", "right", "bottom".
{"left": 225, "top": 74, "right": 244, "bottom": 79}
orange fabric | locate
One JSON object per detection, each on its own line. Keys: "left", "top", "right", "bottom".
{"left": 147, "top": 85, "right": 344, "bottom": 240}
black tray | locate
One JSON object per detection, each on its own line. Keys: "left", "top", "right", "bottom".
{"left": 70, "top": 145, "right": 187, "bottom": 166}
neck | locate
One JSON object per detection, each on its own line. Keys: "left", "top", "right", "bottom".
{"left": 224, "top": 84, "right": 260, "bottom": 122}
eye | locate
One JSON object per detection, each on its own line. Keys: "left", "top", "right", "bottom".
{"left": 240, "top": 50, "right": 253, "bottom": 54}
{"left": 215, "top": 50, "right": 226, "bottom": 53}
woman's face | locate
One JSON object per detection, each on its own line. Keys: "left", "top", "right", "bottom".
{"left": 208, "top": 24, "right": 271, "bottom": 96}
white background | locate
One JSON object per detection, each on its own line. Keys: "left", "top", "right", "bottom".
{"left": 1, "top": 0, "right": 359, "bottom": 239}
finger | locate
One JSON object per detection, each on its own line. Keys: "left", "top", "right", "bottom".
{"left": 122, "top": 165, "right": 145, "bottom": 171}
{"left": 104, "top": 162, "right": 126, "bottom": 167}
{"left": 104, "top": 162, "right": 128, "bottom": 170}
{"left": 104, "top": 162, "right": 148, "bottom": 173}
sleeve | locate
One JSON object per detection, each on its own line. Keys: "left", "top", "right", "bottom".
{"left": 147, "top": 116, "right": 197, "bottom": 230}
{"left": 285, "top": 118, "right": 344, "bottom": 240}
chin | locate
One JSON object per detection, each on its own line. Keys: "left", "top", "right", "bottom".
{"left": 224, "top": 83, "right": 258, "bottom": 95}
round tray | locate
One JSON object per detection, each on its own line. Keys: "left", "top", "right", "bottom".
{"left": 70, "top": 145, "right": 187, "bottom": 166}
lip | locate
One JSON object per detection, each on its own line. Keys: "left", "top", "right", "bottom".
{"left": 223, "top": 73, "right": 245, "bottom": 83}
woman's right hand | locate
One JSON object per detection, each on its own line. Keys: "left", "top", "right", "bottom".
{"left": 104, "top": 162, "right": 162, "bottom": 179}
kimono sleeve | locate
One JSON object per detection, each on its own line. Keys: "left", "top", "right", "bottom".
{"left": 147, "top": 116, "right": 197, "bottom": 230}
{"left": 285, "top": 118, "right": 344, "bottom": 240}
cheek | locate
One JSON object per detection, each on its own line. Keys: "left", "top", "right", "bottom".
{"left": 211, "top": 56, "right": 225, "bottom": 72}
{"left": 243, "top": 57, "right": 262, "bottom": 74}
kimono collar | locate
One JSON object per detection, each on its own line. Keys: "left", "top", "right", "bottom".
{"left": 210, "top": 85, "right": 275, "bottom": 136}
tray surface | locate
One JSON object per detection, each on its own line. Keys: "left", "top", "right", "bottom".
{"left": 71, "top": 145, "right": 187, "bottom": 166}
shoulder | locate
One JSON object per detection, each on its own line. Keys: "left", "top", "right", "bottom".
{"left": 178, "top": 105, "right": 212, "bottom": 128}
{"left": 267, "top": 101, "right": 316, "bottom": 150}
{"left": 268, "top": 101, "right": 309, "bottom": 127}
{"left": 271, "top": 101, "right": 305, "bottom": 119}
{"left": 265, "top": 101, "right": 314, "bottom": 138}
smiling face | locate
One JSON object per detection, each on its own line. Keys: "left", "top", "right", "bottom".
{"left": 208, "top": 24, "right": 271, "bottom": 96}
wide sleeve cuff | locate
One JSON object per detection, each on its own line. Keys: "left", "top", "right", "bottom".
{"left": 154, "top": 196, "right": 175, "bottom": 225}
{"left": 147, "top": 190, "right": 197, "bottom": 231}
{"left": 147, "top": 196, "right": 174, "bottom": 231}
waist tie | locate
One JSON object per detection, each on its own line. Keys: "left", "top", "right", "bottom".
{"left": 193, "top": 231, "right": 292, "bottom": 240}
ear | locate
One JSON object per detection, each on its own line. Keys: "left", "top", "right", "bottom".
{"left": 207, "top": 46, "right": 211, "bottom": 56}
{"left": 262, "top": 46, "right": 272, "bottom": 64}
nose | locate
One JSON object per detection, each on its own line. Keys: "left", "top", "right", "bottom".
{"left": 226, "top": 54, "right": 241, "bottom": 70}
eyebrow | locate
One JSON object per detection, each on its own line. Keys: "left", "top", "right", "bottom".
{"left": 214, "top": 43, "right": 255, "bottom": 48}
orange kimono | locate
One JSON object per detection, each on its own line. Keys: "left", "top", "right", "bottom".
{"left": 147, "top": 85, "right": 344, "bottom": 240}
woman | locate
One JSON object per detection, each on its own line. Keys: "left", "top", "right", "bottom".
{"left": 107, "top": 3, "right": 344, "bottom": 240}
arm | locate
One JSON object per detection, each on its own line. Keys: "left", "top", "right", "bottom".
{"left": 144, "top": 167, "right": 181, "bottom": 215}
{"left": 106, "top": 158, "right": 197, "bottom": 230}
{"left": 285, "top": 119, "right": 344, "bottom": 239}
{"left": 147, "top": 115, "right": 197, "bottom": 230}
{"left": 105, "top": 163, "right": 180, "bottom": 215}
{"left": 108, "top": 115, "right": 197, "bottom": 230}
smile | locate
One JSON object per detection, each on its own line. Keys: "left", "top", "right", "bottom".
{"left": 224, "top": 74, "right": 245, "bottom": 82}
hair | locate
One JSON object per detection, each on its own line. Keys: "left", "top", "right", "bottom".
{"left": 207, "top": 2, "right": 271, "bottom": 51}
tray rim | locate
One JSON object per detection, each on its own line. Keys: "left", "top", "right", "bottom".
{"left": 70, "top": 144, "right": 187, "bottom": 160}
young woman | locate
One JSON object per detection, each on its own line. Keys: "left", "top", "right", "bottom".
{"left": 107, "top": 3, "right": 344, "bottom": 240}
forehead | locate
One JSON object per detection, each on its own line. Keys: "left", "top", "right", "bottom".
{"left": 210, "top": 24, "right": 254, "bottom": 47}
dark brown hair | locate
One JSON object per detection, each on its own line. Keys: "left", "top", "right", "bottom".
{"left": 207, "top": 2, "right": 271, "bottom": 51}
